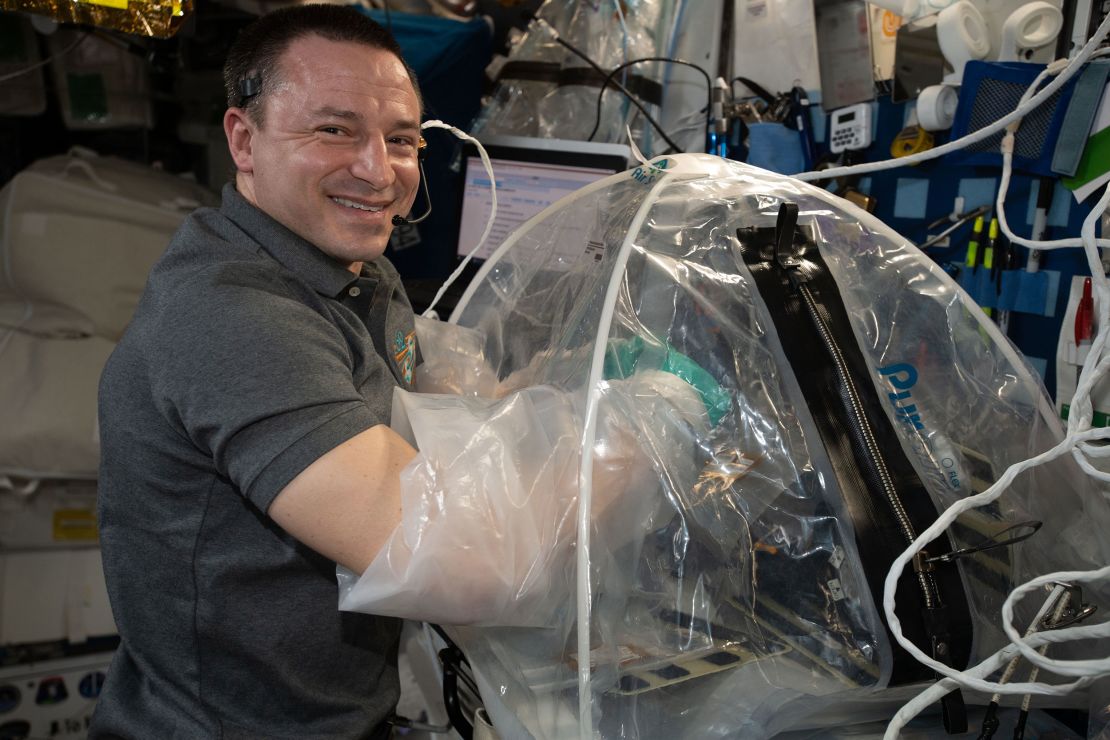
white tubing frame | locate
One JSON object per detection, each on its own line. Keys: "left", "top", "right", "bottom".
{"left": 574, "top": 171, "right": 674, "bottom": 737}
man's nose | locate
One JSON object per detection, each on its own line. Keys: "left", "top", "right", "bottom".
{"left": 349, "top": 138, "right": 396, "bottom": 190}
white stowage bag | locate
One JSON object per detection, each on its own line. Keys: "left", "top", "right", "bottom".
{"left": 0, "top": 149, "right": 216, "bottom": 482}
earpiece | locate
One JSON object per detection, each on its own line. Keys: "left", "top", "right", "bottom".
{"left": 237, "top": 75, "right": 262, "bottom": 107}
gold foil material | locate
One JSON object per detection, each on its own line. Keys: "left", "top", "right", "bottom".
{"left": 0, "top": 0, "right": 193, "bottom": 38}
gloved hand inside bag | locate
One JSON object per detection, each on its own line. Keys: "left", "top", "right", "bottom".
{"left": 336, "top": 371, "right": 711, "bottom": 627}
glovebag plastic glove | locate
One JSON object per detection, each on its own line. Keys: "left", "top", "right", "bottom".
{"left": 412, "top": 315, "right": 498, "bottom": 397}
{"left": 337, "top": 385, "right": 582, "bottom": 626}
{"left": 336, "top": 371, "right": 711, "bottom": 627}
{"left": 590, "top": 370, "right": 709, "bottom": 543}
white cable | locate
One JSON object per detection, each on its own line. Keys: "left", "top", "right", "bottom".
{"left": 0, "top": 32, "right": 87, "bottom": 83}
{"left": 1002, "top": 567, "right": 1110, "bottom": 675}
{"left": 882, "top": 585, "right": 1067, "bottom": 739}
{"left": 882, "top": 122, "right": 1110, "bottom": 736}
{"left": 996, "top": 48, "right": 1110, "bottom": 251}
{"left": 882, "top": 423, "right": 1110, "bottom": 693}
{"left": 417, "top": 120, "right": 497, "bottom": 320}
{"left": 794, "top": 10, "right": 1110, "bottom": 184}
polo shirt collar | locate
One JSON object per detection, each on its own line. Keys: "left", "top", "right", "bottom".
{"left": 220, "top": 183, "right": 361, "bottom": 298}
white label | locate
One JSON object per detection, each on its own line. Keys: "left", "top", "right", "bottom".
{"left": 583, "top": 240, "right": 606, "bottom": 264}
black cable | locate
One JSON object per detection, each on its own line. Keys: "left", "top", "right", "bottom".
{"left": 1012, "top": 708, "right": 1029, "bottom": 740}
{"left": 382, "top": 0, "right": 392, "bottom": 34}
{"left": 587, "top": 56, "right": 711, "bottom": 150}
{"left": 976, "top": 700, "right": 1001, "bottom": 739}
{"left": 530, "top": 16, "right": 684, "bottom": 153}
{"left": 730, "top": 76, "right": 776, "bottom": 104}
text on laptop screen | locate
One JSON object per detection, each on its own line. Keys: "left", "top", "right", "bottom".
{"left": 457, "top": 157, "right": 620, "bottom": 262}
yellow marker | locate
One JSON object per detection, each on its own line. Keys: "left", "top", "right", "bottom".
{"left": 966, "top": 215, "right": 985, "bottom": 269}
{"left": 983, "top": 218, "right": 998, "bottom": 271}
{"left": 982, "top": 218, "right": 999, "bottom": 318}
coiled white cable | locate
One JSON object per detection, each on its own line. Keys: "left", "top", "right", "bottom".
{"left": 883, "top": 585, "right": 1069, "bottom": 739}
{"left": 418, "top": 120, "right": 497, "bottom": 320}
{"left": 793, "top": 10, "right": 1110, "bottom": 192}
{"left": 873, "top": 27, "right": 1110, "bottom": 730}
{"left": 882, "top": 185, "right": 1110, "bottom": 732}
{"left": 995, "top": 48, "right": 1110, "bottom": 252}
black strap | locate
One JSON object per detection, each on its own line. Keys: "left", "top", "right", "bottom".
{"left": 732, "top": 75, "right": 777, "bottom": 103}
{"left": 497, "top": 61, "right": 664, "bottom": 106}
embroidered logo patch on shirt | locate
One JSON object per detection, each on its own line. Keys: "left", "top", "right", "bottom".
{"left": 393, "top": 329, "right": 417, "bottom": 385}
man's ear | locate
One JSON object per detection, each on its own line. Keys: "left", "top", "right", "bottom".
{"left": 224, "top": 107, "right": 256, "bottom": 174}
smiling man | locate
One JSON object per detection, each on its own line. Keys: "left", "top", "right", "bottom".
{"left": 91, "top": 6, "right": 428, "bottom": 738}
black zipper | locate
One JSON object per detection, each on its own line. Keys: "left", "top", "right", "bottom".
{"left": 737, "top": 206, "right": 971, "bottom": 729}
{"left": 794, "top": 278, "right": 941, "bottom": 611}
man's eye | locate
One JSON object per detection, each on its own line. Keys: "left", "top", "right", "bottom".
{"left": 319, "top": 126, "right": 345, "bottom": 135}
{"left": 389, "top": 137, "right": 415, "bottom": 146}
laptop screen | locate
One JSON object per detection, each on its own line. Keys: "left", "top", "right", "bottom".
{"left": 456, "top": 135, "right": 631, "bottom": 263}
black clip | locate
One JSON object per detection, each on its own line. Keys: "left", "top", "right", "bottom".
{"left": 923, "top": 520, "right": 1042, "bottom": 567}
{"left": 773, "top": 202, "right": 800, "bottom": 270}
{"left": 1043, "top": 584, "right": 1098, "bottom": 630}
{"left": 237, "top": 75, "right": 262, "bottom": 107}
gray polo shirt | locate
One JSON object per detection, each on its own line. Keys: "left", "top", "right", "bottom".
{"left": 92, "top": 184, "right": 416, "bottom": 739}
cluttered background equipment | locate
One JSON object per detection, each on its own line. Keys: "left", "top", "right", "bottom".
{"left": 2, "top": 0, "right": 1110, "bottom": 737}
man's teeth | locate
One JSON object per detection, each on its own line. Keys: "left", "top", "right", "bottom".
{"left": 332, "top": 197, "right": 383, "bottom": 212}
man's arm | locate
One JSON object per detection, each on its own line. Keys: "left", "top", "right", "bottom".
{"left": 268, "top": 424, "right": 418, "bottom": 573}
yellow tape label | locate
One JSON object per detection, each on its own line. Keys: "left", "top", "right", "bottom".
{"left": 53, "top": 509, "right": 99, "bottom": 542}
{"left": 80, "top": 0, "right": 130, "bottom": 9}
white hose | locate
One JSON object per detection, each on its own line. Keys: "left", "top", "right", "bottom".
{"left": 418, "top": 120, "right": 497, "bottom": 319}
{"left": 995, "top": 49, "right": 1110, "bottom": 252}
{"left": 795, "top": 10, "right": 1110, "bottom": 188}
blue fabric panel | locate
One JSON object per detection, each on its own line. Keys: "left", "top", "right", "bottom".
{"left": 1012, "top": 270, "right": 1050, "bottom": 314}
{"left": 957, "top": 177, "right": 998, "bottom": 212}
{"left": 959, "top": 266, "right": 998, "bottom": 308}
{"left": 747, "top": 123, "right": 806, "bottom": 175}
{"left": 894, "top": 178, "right": 930, "bottom": 219}
{"left": 1048, "top": 181, "right": 1072, "bottom": 226}
{"left": 1024, "top": 179, "right": 1073, "bottom": 228}
{"left": 958, "top": 267, "right": 1057, "bottom": 315}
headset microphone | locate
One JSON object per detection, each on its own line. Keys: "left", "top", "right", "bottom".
{"left": 392, "top": 140, "right": 432, "bottom": 226}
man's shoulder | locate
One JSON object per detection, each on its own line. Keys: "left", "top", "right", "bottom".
{"left": 154, "top": 207, "right": 294, "bottom": 298}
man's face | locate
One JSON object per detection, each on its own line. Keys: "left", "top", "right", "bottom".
{"left": 227, "top": 35, "right": 421, "bottom": 271}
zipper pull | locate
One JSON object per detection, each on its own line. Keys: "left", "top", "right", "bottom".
{"left": 773, "top": 202, "right": 808, "bottom": 292}
{"left": 774, "top": 202, "right": 800, "bottom": 271}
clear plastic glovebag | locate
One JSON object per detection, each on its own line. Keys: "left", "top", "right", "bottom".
{"left": 340, "top": 154, "right": 1110, "bottom": 738}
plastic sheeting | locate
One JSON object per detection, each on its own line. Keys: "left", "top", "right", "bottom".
{"left": 472, "top": 0, "right": 678, "bottom": 148}
{"left": 339, "top": 154, "right": 1110, "bottom": 738}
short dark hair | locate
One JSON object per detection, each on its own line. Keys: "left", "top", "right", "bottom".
{"left": 222, "top": 4, "right": 423, "bottom": 126}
